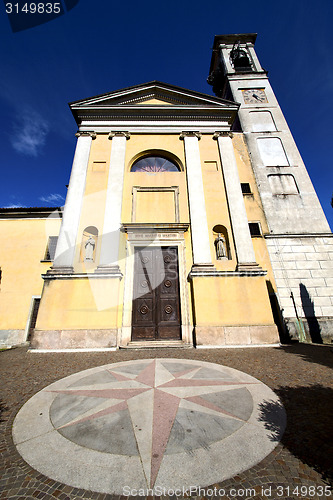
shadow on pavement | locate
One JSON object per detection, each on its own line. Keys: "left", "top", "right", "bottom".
{"left": 259, "top": 384, "right": 333, "bottom": 485}
{"left": 277, "top": 344, "right": 333, "bottom": 370}
{"left": 0, "top": 400, "right": 8, "bottom": 423}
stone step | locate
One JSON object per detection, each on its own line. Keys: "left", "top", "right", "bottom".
{"left": 122, "top": 340, "right": 193, "bottom": 349}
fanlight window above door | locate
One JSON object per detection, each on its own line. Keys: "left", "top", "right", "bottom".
{"left": 131, "top": 156, "right": 180, "bottom": 172}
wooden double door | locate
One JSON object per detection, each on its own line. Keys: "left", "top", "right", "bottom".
{"left": 132, "top": 246, "right": 181, "bottom": 341}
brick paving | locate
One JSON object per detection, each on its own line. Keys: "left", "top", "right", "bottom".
{"left": 0, "top": 344, "right": 332, "bottom": 499}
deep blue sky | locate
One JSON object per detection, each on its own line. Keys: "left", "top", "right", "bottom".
{"left": 0, "top": 0, "right": 332, "bottom": 229}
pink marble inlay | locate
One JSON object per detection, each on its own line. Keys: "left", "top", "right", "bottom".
{"left": 135, "top": 360, "right": 156, "bottom": 387}
{"left": 151, "top": 389, "right": 180, "bottom": 488}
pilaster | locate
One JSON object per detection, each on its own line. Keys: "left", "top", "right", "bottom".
{"left": 51, "top": 131, "right": 96, "bottom": 273}
{"left": 180, "top": 132, "right": 215, "bottom": 273}
{"left": 95, "top": 132, "right": 130, "bottom": 274}
{"left": 214, "top": 131, "right": 260, "bottom": 272}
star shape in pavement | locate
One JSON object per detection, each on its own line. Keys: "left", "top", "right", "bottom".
{"left": 49, "top": 359, "right": 256, "bottom": 488}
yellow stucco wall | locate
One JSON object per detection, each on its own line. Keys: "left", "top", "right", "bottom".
{"left": 191, "top": 276, "right": 274, "bottom": 326}
{"left": 0, "top": 217, "right": 61, "bottom": 330}
{"left": 35, "top": 278, "right": 120, "bottom": 330}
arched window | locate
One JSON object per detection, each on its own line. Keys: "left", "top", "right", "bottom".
{"left": 131, "top": 155, "right": 180, "bottom": 172}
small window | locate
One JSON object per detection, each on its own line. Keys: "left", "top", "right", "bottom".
{"left": 241, "top": 183, "right": 252, "bottom": 194}
{"left": 249, "top": 222, "right": 261, "bottom": 237}
{"left": 131, "top": 155, "right": 180, "bottom": 172}
{"left": 44, "top": 236, "right": 58, "bottom": 261}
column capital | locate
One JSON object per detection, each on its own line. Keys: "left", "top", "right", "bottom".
{"left": 108, "top": 131, "right": 131, "bottom": 140}
{"left": 179, "top": 131, "right": 202, "bottom": 141}
{"left": 213, "top": 131, "right": 233, "bottom": 140}
{"left": 75, "top": 131, "right": 96, "bottom": 139}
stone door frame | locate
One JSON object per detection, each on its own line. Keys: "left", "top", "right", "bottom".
{"left": 119, "top": 225, "right": 192, "bottom": 347}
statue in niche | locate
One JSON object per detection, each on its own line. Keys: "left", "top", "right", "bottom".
{"left": 84, "top": 236, "right": 95, "bottom": 261}
{"left": 215, "top": 233, "right": 227, "bottom": 260}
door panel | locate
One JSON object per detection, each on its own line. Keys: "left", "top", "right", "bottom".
{"left": 132, "top": 247, "right": 181, "bottom": 341}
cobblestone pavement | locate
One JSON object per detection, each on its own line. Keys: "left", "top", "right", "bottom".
{"left": 0, "top": 344, "right": 332, "bottom": 499}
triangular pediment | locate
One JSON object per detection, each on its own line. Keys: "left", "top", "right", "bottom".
{"left": 69, "top": 81, "right": 239, "bottom": 129}
{"left": 69, "top": 81, "right": 238, "bottom": 109}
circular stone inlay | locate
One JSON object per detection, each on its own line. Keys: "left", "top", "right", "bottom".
{"left": 12, "top": 359, "right": 286, "bottom": 495}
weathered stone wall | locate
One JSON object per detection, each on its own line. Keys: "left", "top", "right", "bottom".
{"left": 266, "top": 235, "right": 333, "bottom": 343}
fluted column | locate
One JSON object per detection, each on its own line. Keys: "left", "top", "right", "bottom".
{"left": 96, "top": 132, "right": 130, "bottom": 274}
{"left": 52, "top": 131, "right": 96, "bottom": 272}
{"left": 214, "top": 131, "right": 259, "bottom": 271}
{"left": 180, "top": 132, "right": 215, "bottom": 272}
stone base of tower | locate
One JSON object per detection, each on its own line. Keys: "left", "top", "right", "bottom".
{"left": 266, "top": 234, "right": 333, "bottom": 345}
{"left": 284, "top": 316, "right": 333, "bottom": 344}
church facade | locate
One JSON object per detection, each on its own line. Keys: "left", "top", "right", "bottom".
{"left": 1, "top": 33, "right": 332, "bottom": 350}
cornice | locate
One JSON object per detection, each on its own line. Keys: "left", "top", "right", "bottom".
{"left": 42, "top": 272, "right": 123, "bottom": 280}
{"left": 265, "top": 233, "right": 333, "bottom": 239}
{"left": 0, "top": 207, "right": 63, "bottom": 219}
{"left": 122, "top": 223, "right": 189, "bottom": 232}
{"left": 189, "top": 269, "right": 267, "bottom": 278}
{"left": 79, "top": 114, "right": 234, "bottom": 119}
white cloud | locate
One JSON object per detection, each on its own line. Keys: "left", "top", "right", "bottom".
{"left": 10, "top": 108, "right": 49, "bottom": 157}
{"left": 39, "top": 193, "right": 65, "bottom": 205}
{"left": 3, "top": 203, "right": 26, "bottom": 208}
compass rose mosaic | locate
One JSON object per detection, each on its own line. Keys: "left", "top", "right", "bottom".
{"left": 13, "top": 359, "right": 286, "bottom": 494}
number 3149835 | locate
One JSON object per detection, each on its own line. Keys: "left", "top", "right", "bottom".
{"left": 6, "top": 3, "right": 61, "bottom": 14}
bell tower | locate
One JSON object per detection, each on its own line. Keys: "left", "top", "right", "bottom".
{"left": 208, "top": 33, "right": 333, "bottom": 342}
{"left": 208, "top": 33, "right": 329, "bottom": 234}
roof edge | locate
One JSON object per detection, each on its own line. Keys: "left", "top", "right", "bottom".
{"left": 212, "top": 33, "right": 257, "bottom": 49}
{"left": 0, "top": 207, "right": 63, "bottom": 219}
{"left": 68, "top": 80, "right": 237, "bottom": 108}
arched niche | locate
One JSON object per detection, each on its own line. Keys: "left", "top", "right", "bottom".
{"left": 212, "top": 225, "right": 231, "bottom": 260}
{"left": 80, "top": 226, "right": 98, "bottom": 262}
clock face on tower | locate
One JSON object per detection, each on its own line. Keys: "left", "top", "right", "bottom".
{"left": 242, "top": 89, "right": 268, "bottom": 104}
